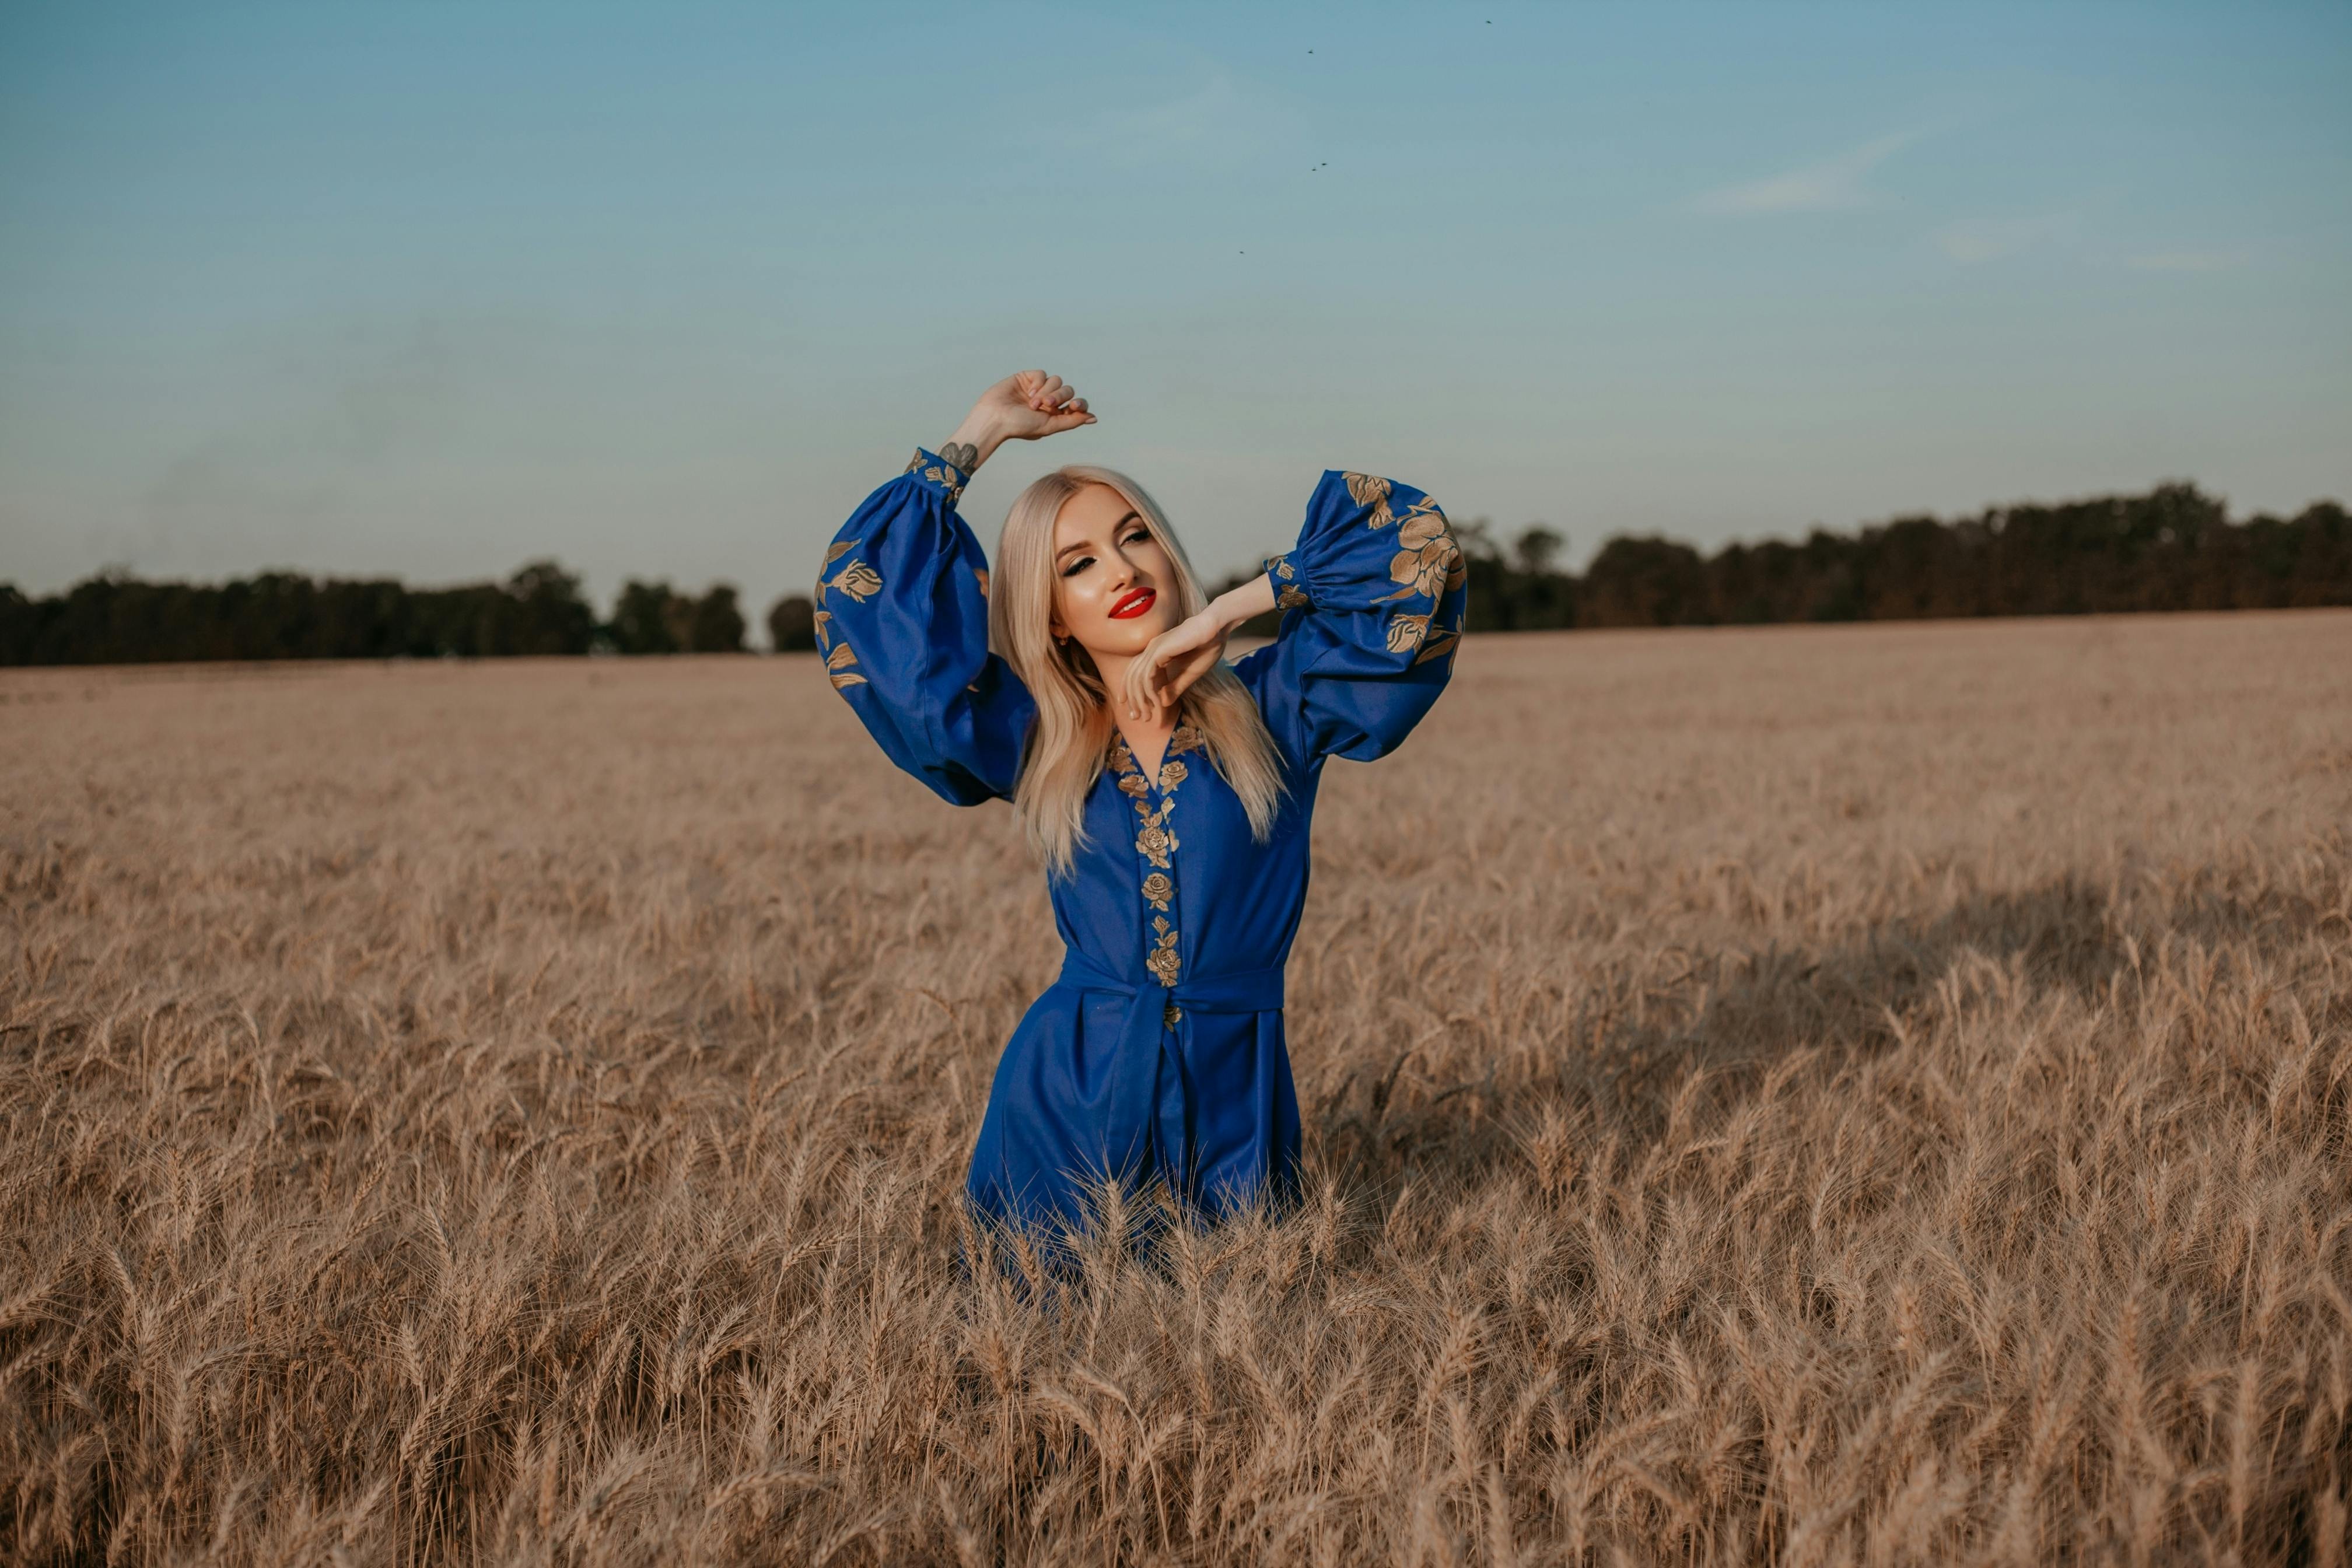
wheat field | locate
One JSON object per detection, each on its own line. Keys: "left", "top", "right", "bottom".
{"left": 3, "top": 610, "right": 2348, "bottom": 1566}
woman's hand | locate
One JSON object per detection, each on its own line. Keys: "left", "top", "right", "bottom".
{"left": 1124, "top": 608, "right": 1231, "bottom": 722}
{"left": 1122, "top": 573, "right": 1278, "bottom": 718}
{"left": 943, "top": 370, "right": 1095, "bottom": 473}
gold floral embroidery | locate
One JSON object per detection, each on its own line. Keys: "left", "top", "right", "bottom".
{"left": 1385, "top": 612, "right": 1432, "bottom": 654}
{"left": 1135, "top": 811, "right": 1177, "bottom": 869}
{"left": 820, "top": 555, "right": 881, "bottom": 606}
{"left": 1146, "top": 915, "right": 1180, "bottom": 988}
{"left": 1163, "top": 1003, "right": 1182, "bottom": 1028}
{"left": 1103, "top": 733, "right": 1192, "bottom": 981}
{"left": 1413, "top": 619, "right": 1461, "bottom": 665}
{"left": 1264, "top": 551, "right": 1310, "bottom": 608}
{"left": 1382, "top": 499, "right": 1465, "bottom": 600}
{"left": 811, "top": 609, "right": 832, "bottom": 650}
{"left": 814, "top": 541, "right": 860, "bottom": 609}
{"left": 1344, "top": 471, "right": 1395, "bottom": 528}
{"left": 821, "top": 634, "right": 867, "bottom": 689}
{"left": 974, "top": 566, "right": 989, "bottom": 598}
{"left": 904, "top": 449, "right": 969, "bottom": 503}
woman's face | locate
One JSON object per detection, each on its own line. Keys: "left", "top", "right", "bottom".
{"left": 1049, "top": 482, "right": 1181, "bottom": 660}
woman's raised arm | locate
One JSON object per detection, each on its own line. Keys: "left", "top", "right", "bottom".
{"left": 814, "top": 372, "right": 1093, "bottom": 805}
{"left": 1228, "top": 469, "right": 1469, "bottom": 768}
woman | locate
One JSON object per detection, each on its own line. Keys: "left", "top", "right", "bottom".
{"left": 817, "top": 369, "right": 1466, "bottom": 1246}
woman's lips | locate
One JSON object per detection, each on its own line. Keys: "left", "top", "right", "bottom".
{"left": 1109, "top": 587, "right": 1156, "bottom": 620}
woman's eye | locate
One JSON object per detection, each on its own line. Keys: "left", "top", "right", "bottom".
{"left": 1060, "top": 556, "right": 1093, "bottom": 578}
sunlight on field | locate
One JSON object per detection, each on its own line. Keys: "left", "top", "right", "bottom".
{"left": 4, "top": 611, "right": 2348, "bottom": 1565}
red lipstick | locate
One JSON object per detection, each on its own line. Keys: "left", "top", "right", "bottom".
{"left": 1108, "top": 586, "right": 1156, "bottom": 620}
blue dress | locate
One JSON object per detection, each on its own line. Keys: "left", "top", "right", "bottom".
{"left": 817, "top": 447, "right": 1466, "bottom": 1240}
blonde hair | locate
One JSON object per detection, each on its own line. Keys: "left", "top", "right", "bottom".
{"left": 991, "top": 465, "right": 1288, "bottom": 877}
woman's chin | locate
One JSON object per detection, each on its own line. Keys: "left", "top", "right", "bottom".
{"left": 1091, "top": 608, "right": 1175, "bottom": 654}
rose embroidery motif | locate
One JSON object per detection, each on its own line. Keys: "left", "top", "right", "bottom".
{"left": 822, "top": 558, "right": 881, "bottom": 606}
{"left": 1140, "top": 872, "right": 1173, "bottom": 911}
{"left": 1386, "top": 502, "right": 1464, "bottom": 600}
{"left": 1146, "top": 916, "right": 1181, "bottom": 987}
{"left": 1385, "top": 613, "right": 1432, "bottom": 654}
{"left": 1344, "top": 471, "right": 1395, "bottom": 528}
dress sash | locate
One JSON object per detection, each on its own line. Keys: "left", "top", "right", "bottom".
{"left": 1051, "top": 951, "right": 1286, "bottom": 1188}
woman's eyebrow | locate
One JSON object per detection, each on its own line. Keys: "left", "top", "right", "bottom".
{"left": 1055, "top": 514, "right": 1140, "bottom": 562}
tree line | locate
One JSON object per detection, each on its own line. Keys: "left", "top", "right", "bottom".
{"left": 4, "top": 481, "right": 2344, "bottom": 666}
{"left": 1422, "top": 482, "right": 2351, "bottom": 635}
{"left": 0, "top": 563, "right": 747, "bottom": 665}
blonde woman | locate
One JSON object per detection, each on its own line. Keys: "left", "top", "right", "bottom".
{"left": 816, "top": 369, "right": 1466, "bottom": 1245}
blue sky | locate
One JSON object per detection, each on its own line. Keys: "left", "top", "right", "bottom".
{"left": 3, "top": 1, "right": 2346, "bottom": 622}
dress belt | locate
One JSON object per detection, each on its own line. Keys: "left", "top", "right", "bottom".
{"left": 1051, "top": 951, "right": 1286, "bottom": 1185}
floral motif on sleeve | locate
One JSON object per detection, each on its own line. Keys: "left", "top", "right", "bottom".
{"left": 1380, "top": 498, "right": 1465, "bottom": 602}
{"left": 817, "top": 538, "right": 882, "bottom": 607}
{"left": 810, "top": 553, "right": 878, "bottom": 689}
{"left": 824, "top": 640, "right": 866, "bottom": 690}
{"left": 1356, "top": 489, "right": 1465, "bottom": 656}
{"left": 1413, "top": 616, "right": 1462, "bottom": 666}
{"left": 1344, "top": 472, "right": 1395, "bottom": 527}
{"left": 903, "top": 447, "right": 972, "bottom": 504}
{"left": 1264, "top": 551, "right": 1311, "bottom": 610}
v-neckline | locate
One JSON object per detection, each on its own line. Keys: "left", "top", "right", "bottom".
{"left": 1108, "top": 718, "right": 1200, "bottom": 793}
{"left": 1116, "top": 720, "right": 1174, "bottom": 788}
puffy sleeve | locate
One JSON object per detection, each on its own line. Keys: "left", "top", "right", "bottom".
{"left": 1232, "top": 470, "right": 1468, "bottom": 768}
{"left": 816, "top": 447, "right": 1036, "bottom": 806}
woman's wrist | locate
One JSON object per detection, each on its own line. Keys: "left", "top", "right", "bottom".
{"left": 1208, "top": 574, "right": 1276, "bottom": 630}
{"left": 939, "top": 411, "right": 1007, "bottom": 475}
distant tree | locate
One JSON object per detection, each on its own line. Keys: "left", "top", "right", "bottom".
{"left": 1513, "top": 525, "right": 1564, "bottom": 576}
{"left": 608, "top": 579, "right": 681, "bottom": 654}
{"left": 1581, "top": 536, "right": 1707, "bottom": 628}
{"left": 766, "top": 594, "right": 817, "bottom": 652}
{"left": 503, "top": 560, "right": 597, "bottom": 655}
{"left": 685, "top": 584, "right": 747, "bottom": 653}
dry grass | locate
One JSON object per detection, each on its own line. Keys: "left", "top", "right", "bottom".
{"left": 4, "top": 610, "right": 2349, "bottom": 1566}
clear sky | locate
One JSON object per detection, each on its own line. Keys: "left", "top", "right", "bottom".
{"left": 4, "top": 1, "right": 2347, "bottom": 625}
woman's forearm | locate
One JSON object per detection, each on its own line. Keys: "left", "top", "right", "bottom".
{"left": 935, "top": 413, "right": 1000, "bottom": 476}
{"left": 932, "top": 372, "right": 1094, "bottom": 478}
{"left": 1208, "top": 572, "right": 1276, "bottom": 629}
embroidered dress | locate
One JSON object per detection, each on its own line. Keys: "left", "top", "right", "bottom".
{"left": 817, "top": 449, "right": 1465, "bottom": 1239}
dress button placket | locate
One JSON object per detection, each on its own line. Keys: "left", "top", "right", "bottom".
{"left": 1111, "top": 726, "right": 1202, "bottom": 1030}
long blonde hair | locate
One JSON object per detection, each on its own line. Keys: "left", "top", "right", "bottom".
{"left": 991, "top": 465, "right": 1287, "bottom": 877}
